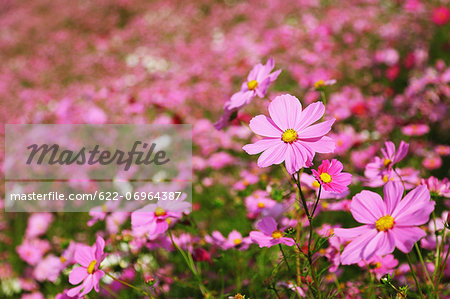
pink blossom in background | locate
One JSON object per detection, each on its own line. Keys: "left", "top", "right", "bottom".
{"left": 401, "top": 124, "right": 430, "bottom": 136}
{"left": 249, "top": 216, "right": 295, "bottom": 248}
{"left": 17, "top": 239, "right": 51, "bottom": 266}
{"left": 68, "top": 236, "right": 107, "bottom": 297}
{"left": 312, "top": 159, "right": 352, "bottom": 193}
{"left": 421, "top": 176, "right": 450, "bottom": 198}
{"left": 227, "top": 58, "right": 281, "bottom": 110}
{"left": 243, "top": 94, "right": 335, "bottom": 174}
{"left": 334, "top": 181, "right": 434, "bottom": 264}
{"left": 25, "top": 213, "right": 54, "bottom": 238}
{"left": 422, "top": 155, "right": 442, "bottom": 170}
{"left": 357, "top": 254, "right": 398, "bottom": 280}
{"left": 432, "top": 6, "right": 450, "bottom": 25}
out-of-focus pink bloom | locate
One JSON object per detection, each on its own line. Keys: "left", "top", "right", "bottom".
{"left": 312, "top": 159, "right": 352, "bottom": 193}
{"left": 17, "top": 239, "right": 51, "bottom": 266}
{"left": 25, "top": 213, "right": 54, "bottom": 238}
{"left": 421, "top": 176, "right": 450, "bottom": 198}
{"left": 358, "top": 254, "right": 398, "bottom": 280}
{"left": 435, "top": 145, "right": 450, "bottom": 156}
{"left": 206, "top": 230, "right": 251, "bottom": 250}
{"left": 208, "top": 152, "right": 235, "bottom": 170}
{"left": 228, "top": 58, "right": 281, "bottom": 110}
{"left": 401, "top": 123, "right": 429, "bottom": 136}
{"left": 432, "top": 6, "right": 450, "bottom": 26}
{"left": 21, "top": 293, "right": 45, "bottom": 299}
{"left": 33, "top": 255, "right": 63, "bottom": 282}
{"left": 243, "top": 94, "right": 335, "bottom": 174}
{"left": 131, "top": 200, "right": 191, "bottom": 236}
{"left": 245, "top": 190, "right": 277, "bottom": 217}
{"left": 233, "top": 169, "right": 260, "bottom": 190}
{"left": 365, "top": 141, "right": 409, "bottom": 187}
{"left": 334, "top": 182, "right": 434, "bottom": 264}
{"left": 313, "top": 79, "right": 336, "bottom": 90}
{"left": 249, "top": 216, "right": 295, "bottom": 248}
{"left": 68, "top": 236, "right": 107, "bottom": 297}
{"left": 422, "top": 155, "right": 442, "bottom": 170}
{"left": 386, "top": 65, "right": 400, "bottom": 81}
{"left": 56, "top": 289, "right": 84, "bottom": 299}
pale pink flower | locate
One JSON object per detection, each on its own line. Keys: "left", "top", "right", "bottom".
{"left": 420, "top": 176, "right": 450, "bottom": 198}
{"left": 243, "top": 94, "right": 335, "bottom": 174}
{"left": 33, "top": 255, "right": 64, "bottom": 282}
{"left": 401, "top": 124, "right": 429, "bottom": 136}
{"left": 68, "top": 236, "right": 106, "bottom": 297}
{"left": 249, "top": 216, "right": 295, "bottom": 248}
{"left": 25, "top": 213, "right": 54, "bottom": 238}
{"left": 422, "top": 155, "right": 442, "bottom": 170}
{"left": 17, "top": 239, "right": 51, "bottom": 266}
{"left": 334, "top": 181, "right": 435, "bottom": 264}
{"left": 358, "top": 254, "right": 398, "bottom": 280}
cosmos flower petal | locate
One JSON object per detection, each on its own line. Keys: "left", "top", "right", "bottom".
{"left": 340, "top": 229, "right": 378, "bottom": 265}
{"left": 74, "top": 244, "right": 96, "bottom": 267}
{"left": 296, "top": 101, "right": 325, "bottom": 131}
{"left": 257, "top": 142, "right": 288, "bottom": 167}
{"left": 327, "top": 159, "right": 343, "bottom": 175}
{"left": 299, "top": 119, "right": 335, "bottom": 139}
{"left": 391, "top": 226, "right": 426, "bottom": 253}
{"left": 383, "top": 181, "right": 403, "bottom": 215}
{"left": 93, "top": 270, "right": 105, "bottom": 292}
{"left": 67, "top": 283, "right": 85, "bottom": 297}
{"left": 394, "top": 201, "right": 435, "bottom": 226}
{"left": 298, "top": 136, "right": 335, "bottom": 153}
{"left": 351, "top": 191, "right": 385, "bottom": 224}
{"left": 249, "top": 115, "right": 282, "bottom": 137}
{"left": 79, "top": 274, "right": 95, "bottom": 297}
{"left": 243, "top": 138, "right": 280, "bottom": 155}
{"left": 69, "top": 266, "right": 89, "bottom": 285}
{"left": 268, "top": 94, "right": 302, "bottom": 130}
{"left": 392, "top": 185, "right": 431, "bottom": 218}
{"left": 333, "top": 225, "right": 373, "bottom": 241}
{"left": 269, "top": 69, "right": 282, "bottom": 82}
{"left": 256, "top": 216, "right": 278, "bottom": 235}
{"left": 393, "top": 141, "right": 409, "bottom": 163}
{"left": 362, "top": 232, "right": 385, "bottom": 260}
{"left": 285, "top": 144, "right": 305, "bottom": 174}
{"left": 228, "top": 90, "right": 253, "bottom": 109}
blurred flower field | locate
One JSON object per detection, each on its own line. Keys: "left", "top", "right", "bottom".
{"left": 0, "top": 0, "right": 449, "bottom": 298}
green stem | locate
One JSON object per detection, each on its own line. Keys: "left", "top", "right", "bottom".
{"left": 414, "top": 243, "right": 433, "bottom": 289}
{"left": 105, "top": 272, "right": 154, "bottom": 298}
{"left": 279, "top": 244, "right": 291, "bottom": 272}
{"left": 406, "top": 253, "right": 423, "bottom": 299}
{"left": 436, "top": 227, "right": 448, "bottom": 294}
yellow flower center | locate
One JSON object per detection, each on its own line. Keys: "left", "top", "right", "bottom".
{"left": 155, "top": 207, "right": 166, "bottom": 217}
{"left": 257, "top": 202, "right": 265, "bottom": 208}
{"left": 375, "top": 215, "right": 394, "bottom": 232}
{"left": 382, "top": 174, "right": 394, "bottom": 183}
{"left": 375, "top": 262, "right": 382, "bottom": 268}
{"left": 321, "top": 202, "right": 328, "bottom": 209}
{"left": 314, "top": 79, "right": 325, "bottom": 89}
{"left": 320, "top": 172, "right": 332, "bottom": 183}
{"left": 282, "top": 129, "right": 298, "bottom": 143}
{"left": 383, "top": 159, "right": 392, "bottom": 167}
{"left": 87, "top": 260, "right": 97, "bottom": 274}
{"left": 233, "top": 239, "right": 242, "bottom": 245}
{"left": 271, "top": 230, "right": 283, "bottom": 239}
{"left": 60, "top": 256, "right": 67, "bottom": 263}
{"left": 312, "top": 180, "right": 321, "bottom": 188}
{"left": 247, "top": 80, "right": 258, "bottom": 90}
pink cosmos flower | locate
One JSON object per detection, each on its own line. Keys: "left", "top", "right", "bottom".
{"left": 422, "top": 155, "right": 442, "bottom": 170}
{"left": 249, "top": 216, "right": 295, "bottom": 248}
{"left": 205, "top": 230, "right": 251, "bottom": 250}
{"left": 357, "top": 254, "right": 398, "bottom": 280}
{"left": 334, "top": 181, "right": 435, "bottom": 265}
{"left": 25, "top": 213, "right": 54, "bottom": 238}
{"left": 17, "top": 239, "right": 51, "bottom": 266}
{"left": 131, "top": 200, "right": 191, "bottom": 237}
{"left": 68, "top": 236, "right": 106, "bottom": 297}
{"left": 228, "top": 58, "right": 281, "bottom": 110}
{"left": 401, "top": 124, "right": 429, "bottom": 136}
{"left": 432, "top": 6, "right": 450, "bottom": 26}
{"left": 243, "top": 94, "right": 335, "bottom": 174}
{"left": 420, "top": 176, "right": 450, "bottom": 198}
{"left": 312, "top": 159, "right": 352, "bottom": 193}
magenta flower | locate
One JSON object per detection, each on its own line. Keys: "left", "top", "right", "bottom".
{"left": 249, "top": 216, "right": 295, "bottom": 248}
{"left": 67, "top": 236, "right": 106, "bottom": 297}
{"left": 334, "top": 181, "right": 435, "bottom": 265}
{"left": 312, "top": 159, "right": 352, "bottom": 193}
{"left": 243, "top": 94, "right": 335, "bottom": 174}
{"left": 228, "top": 58, "right": 281, "bottom": 110}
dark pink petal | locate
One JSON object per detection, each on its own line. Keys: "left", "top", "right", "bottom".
{"left": 383, "top": 181, "right": 403, "bottom": 215}
{"left": 382, "top": 141, "right": 396, "bottom": 159}
{"left": 243, "top": 138, "right": 280, "bottom": 155}
{"left": 280, "top": 237, "right": 295, "bottom": 247}
{"left": 327, "top": 159, "right": 343, "bottom": 175}
{"left": 256, "top": 216, "right": 278, "bottom": 235}
{"left": 249, "top": 115, "right": 282, "bottom": 137}
{"left": 351, "top": 191, "right": 385, "bottom": 224}
{"left": 299, "top": 119, "right": 335, "bottom": 139}
{"left": 298, "top": 136, "right": 335, "bottom": 153}
{"left": 268, "top": 94, "right": 302, "bottom": 130}
{"left": 391, "top": 226, "right": 426, "bottom": 253}
{"left": 249, "top": 231, "right": 273, "bottom": 247}
{"left": 257, "top": 142, "right": 288, "bottom": 167}
{"left": 69, "top": 266, "right": 88, "bottom": 285}
{"left": 296, "top": 101, "right": 325, "bottom": 131}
